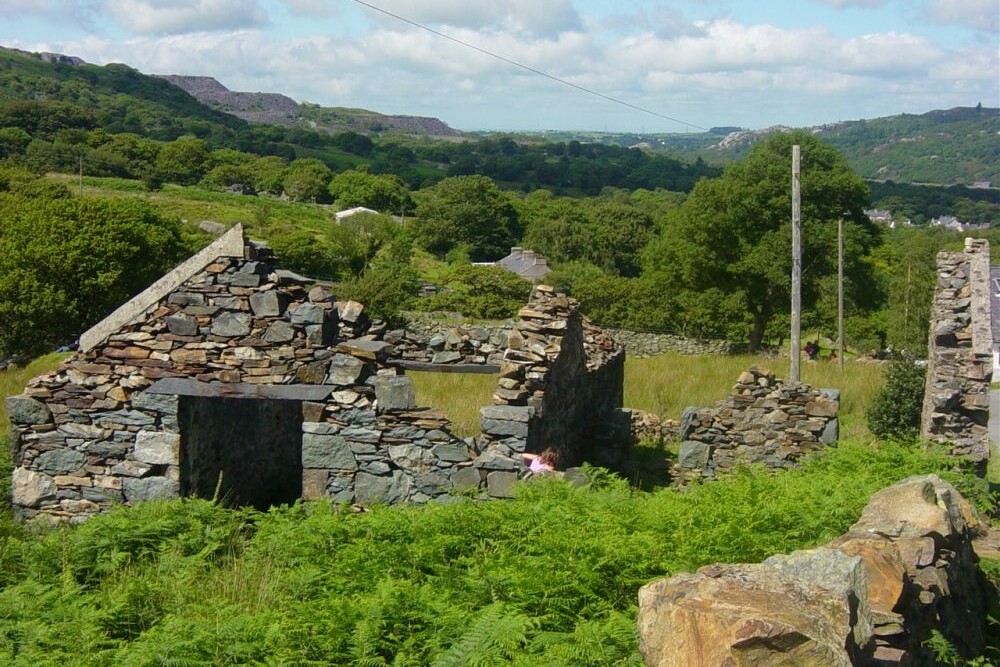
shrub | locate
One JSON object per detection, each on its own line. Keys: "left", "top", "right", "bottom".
{"left": 866, "top": 356, "right": 926, "bottom": 439}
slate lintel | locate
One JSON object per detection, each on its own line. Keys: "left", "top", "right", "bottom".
{"left": 144, "top": 378, "right": 335, "bottom": 402}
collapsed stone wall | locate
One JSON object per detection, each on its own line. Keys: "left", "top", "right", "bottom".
{"left": 8, "top": 226, "right": 627, "bottom": 521}
{"left": 675, "top": 367, "right": 839, "bottom": 482}
{"left": 400, "top": 312, "right": 738, "bottom": 361}
{"left": 475, "top": 286, "right": 629, "bottom": 473}
{"left": 637, "top": 474, "right": 994, "bottom": 666}
{"left": 921, "top": 238, "right": 992, "bottom": 474}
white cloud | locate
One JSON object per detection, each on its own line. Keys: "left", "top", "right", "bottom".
{"left": 359, "top": 0, "right": 583, "bottom": 38}
{"left": 815, "top": 0, "right": 889, "bottom": 7}
{"left": 924, "top": 0, "right": 999, "bottom": 32}
{"left": 104, "top": 0, "right": 268, "bottom": 35}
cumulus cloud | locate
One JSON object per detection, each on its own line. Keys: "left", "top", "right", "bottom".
{"left": 924, "top": 0, "right": 999, "bottom": 32}
{"left": 104, "top": 0, "right": 268, "bottom": 35}
{"left": 358, "top": 0, "right": 583, "bottom": 38}
{"left": 19, "top": 7, "right": 998, "bottom": 131}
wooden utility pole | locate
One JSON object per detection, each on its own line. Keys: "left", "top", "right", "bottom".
{"left": 838, "top": 214, "right": 844, "bottom": 371}
{"left": 790, "top": 145, "right": 801, "bottom": 383}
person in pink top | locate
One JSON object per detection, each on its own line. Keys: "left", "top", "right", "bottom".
{"left": 522, "top": 448, "right": 558, "bottom": 474}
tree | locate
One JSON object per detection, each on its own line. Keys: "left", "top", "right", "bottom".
{"left": 155, "top": 136, "right": 210, "bottom": 185}
{"left": 414, "top": 175, "right": 520, "bottom": 261}
{"left": 646, "top": 131, "right": 879, "bottom": 350}
{"left": 0, "top": 187, "right": 186, "bottom": 357}
{"left": 328, "top": 168, "right": 413, "bottom": 214}
{"left": 281, "top": 158, "right": 332, "bottom": 202}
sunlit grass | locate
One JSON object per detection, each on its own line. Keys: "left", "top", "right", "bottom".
{"left": 0, "top": 352, "right": 70, "bottom": 433}
{"left": 624, "top": 353, "right": 884, "bottom": 439}
{"left": 47, "top": 174, "right": 334, "bottom": 234}
{"left": 408, "top": 370, "right": 497, "bottom": 437}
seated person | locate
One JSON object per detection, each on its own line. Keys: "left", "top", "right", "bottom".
{"left": 522, "top": 448, "right": 559, "bottom": 474}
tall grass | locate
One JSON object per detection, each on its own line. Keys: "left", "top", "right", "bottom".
{"left": 624, "top": 353, "right": 884, "bottom": 438}
{"left": 0, "top": 353, "right": 69, "bottom": 434}
{"left": 408, "top": 370, "right": 497, "bottom": 437}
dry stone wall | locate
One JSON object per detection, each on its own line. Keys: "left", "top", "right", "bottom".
{"left": 920, "top": 238, "right": 992, "bottom": 474}
{"left": 637, "top": 474, "right": 993, "bottom": 666}
{"left": 8, "top": 227, "right": 627, "bottom": 521}
{"left": 675, "top": 367, "right": 839, "bottom": 482}
{"left": 476, "top": 286, "right": 630, "bottom": 476}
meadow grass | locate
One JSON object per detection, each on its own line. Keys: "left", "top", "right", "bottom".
{"left": 408, "top": 370, "right": 497, "bottom": 437}
{"left": 0, "top": 353, "right": 69, "bottom": 433}
{"left": 406, "top": 352, "right": 886, "bottom": 441}
{"left": 47, "top": 174, "right": 334, "bottom": 234}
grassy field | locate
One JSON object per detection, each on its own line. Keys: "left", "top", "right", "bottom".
{"left": 47, "top": 174, "right": 334, "bottom": 235}
{"left": 0, "top": 353, "right": 69, "bottom": 434}
{"left": 624, "top": 353, "right": 885, "bottom": 439}
{"left": 408, "top": 353, "right": 884, "bottom": 440}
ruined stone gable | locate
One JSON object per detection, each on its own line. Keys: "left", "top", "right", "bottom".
{"left": 8, "top": 224, "right": 628, "bottom": 521}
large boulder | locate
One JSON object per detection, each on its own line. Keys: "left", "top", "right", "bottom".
{"left": 638, "top": 549, "right": 872, "bottom": 667}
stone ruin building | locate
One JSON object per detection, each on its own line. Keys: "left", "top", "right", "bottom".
{"left": 7, "top": 224, "right": 629, "bottom": 522}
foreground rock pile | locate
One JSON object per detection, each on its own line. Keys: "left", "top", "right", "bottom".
{"left": 674, "top": 367, "right": 839, "bottom": 482}
{"left": 638, "top": 474, "right": 993, "bottom": 666}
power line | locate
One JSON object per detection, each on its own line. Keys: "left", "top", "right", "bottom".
{"left": 350, "top": 0, "right": 709, "bottom": 132}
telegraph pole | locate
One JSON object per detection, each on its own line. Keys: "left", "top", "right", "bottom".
{"left": 790, "top": 145, "right": 801, "bottom": 383}
{"left": 838, "top": 214, "right": 844, "bottom": 371}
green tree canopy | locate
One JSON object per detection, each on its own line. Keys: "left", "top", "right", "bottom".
{"left": 645, "top": 131, "right": 880, "bottom": 350}
{"left": 0, "top": 181, "right": 186, "bottom": 357}
{"left": 414, "top": 175, "right": 521, "bottom": 261}
{"left": 328, "top": 168, "right": 414, "bottom": 214}
{"left": 282, "top": 158, "right": 332, "bottom": 203}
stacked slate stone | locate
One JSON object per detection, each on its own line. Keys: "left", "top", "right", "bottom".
{"left": 7, "top": 242, "right": 349, "bottom": 520}
{"left": 675, "top": 367, "right": 839, "bottom": 483}
{"left": 920, "top": 240, "right": 992, "bottom": 473}
{"left": 477, "top": 285, "right": 628, "bottom": 476}
{"left": 8, "top": 238, "right": 629, "bottom": 520}
{"left": 383, "top": 325, "right": 507, "bottom": 365}
{"left": 336, "top": 299, "right": 384, "bottom": 341}
{"left": 628, "top": 409, "right": 680, "bottom": 444}
{"left": 608, "top": 331, "right": 735, "bottom": 358}
{"left": 299, "top": 369, "right": 485, "bottom": 505}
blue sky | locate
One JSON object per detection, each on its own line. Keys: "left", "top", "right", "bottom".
{"left": 1, "top": 0, "right": 997, "bottom": 132}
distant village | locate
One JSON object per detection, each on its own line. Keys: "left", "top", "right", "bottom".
{"left": 864, "top": 208, "right": 990, "bottom": 232}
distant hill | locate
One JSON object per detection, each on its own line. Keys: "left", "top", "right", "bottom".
{"left": 535, "top": 107, "right": 999, "bottom": 187}
{"left": 158, "top": 74, "right": 461, "bottom": 137}
{"left": 0, "top": 46, "right": 248, "bottom": 139}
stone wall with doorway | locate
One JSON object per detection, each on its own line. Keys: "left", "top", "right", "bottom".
{"left": 8, "top": 225, "right": 627, "bottom": 521}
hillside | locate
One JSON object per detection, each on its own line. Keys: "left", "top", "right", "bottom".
{"left": 0, "top": 46, "right": 247, "bottom": 140}
{"left": 160, "top": 73, "right": 462, "bottom": 137}
{"left": 537, "top": 107, "right": 1000, "bottom": 187}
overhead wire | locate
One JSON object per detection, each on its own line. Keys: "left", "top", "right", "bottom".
{"left": 350, "top": 0, "right": 709, "bottom": 132}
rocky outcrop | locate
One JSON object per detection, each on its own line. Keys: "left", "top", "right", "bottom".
{"left": 157, "top": 75, "right": 300, "bottom": 125}
{"left": 637, "top": 474, "right": 993, "bottom": 666}
{"left": 920, "top": 238, "right": 992, "bottom": 474}
{"left": 674, "top": 367, "right": 839, "bottom": 482}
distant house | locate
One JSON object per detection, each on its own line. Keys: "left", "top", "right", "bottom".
{"left": 495, "top": 247, "right": 551, "bottom": 283}
{"left": 335, "top": 206, "right": 379, "bottom": 222}
{"left": 865, "top": 209, "right": 912, "bottom": 229}
{"left": 972, "top": 181, "right": 992, "bottom": 189}
{"left": 930, "top": 215, "right": 987, "bottom": 232}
